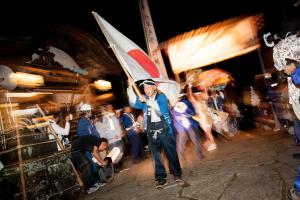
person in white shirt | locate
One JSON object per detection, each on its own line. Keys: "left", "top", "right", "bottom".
{"left": 50, "top": 114, "right": 71, "bottom": 136}
{"left": 102, "top": 104, "right": 124, "bottom": 153}
{"left": 48, "top": 114, "right": 72, "bottom": 150}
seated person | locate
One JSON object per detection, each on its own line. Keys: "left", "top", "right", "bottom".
{"left": 71, "top": 135, "right": 112, "bottom": 194}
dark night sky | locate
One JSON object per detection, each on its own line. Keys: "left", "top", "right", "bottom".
{"left": 0, "top": 0, "right": 299, "bottom": 87}
{"left": 0, "top": 0, "right": 290, "bottom": 48}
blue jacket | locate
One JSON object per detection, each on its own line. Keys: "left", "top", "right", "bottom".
{"left": 291, "top": 67, "right": 300, "bottom": 86}
{"left": 77, "top": 117, "right": 100, "bottom": 137}
{"left": 130, "top": 93, "right": 174, "bottom": 135}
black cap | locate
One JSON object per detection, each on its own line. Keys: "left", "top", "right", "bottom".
{"left": 139, "top": 79, "right": 156, "bottom": 87}
{"left": 192, "top": 87, "right": 204, "bottom": 95}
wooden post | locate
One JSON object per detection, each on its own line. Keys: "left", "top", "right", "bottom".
{"left": 0, "top": 111, "right": 6, "bottom": 150}
{"left": 138, "top": 0, "right": 169, "bottom": 79}
{"left": 16, "top": 127, "right": 27, "bottom": 200}
{"left": 68, "top": 159, "right": 84, "bottom": 188}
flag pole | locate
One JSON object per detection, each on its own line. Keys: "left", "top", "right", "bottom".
{"left": 92, "top": 11, "right": 143, "bottom": 98}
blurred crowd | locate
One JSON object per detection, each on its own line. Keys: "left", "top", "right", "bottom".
{"left": 49, "top": 75, "right": 242, "bottom": 194}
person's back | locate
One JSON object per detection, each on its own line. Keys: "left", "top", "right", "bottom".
{"left": 173, "top": 98, "right": 198, "bottom": 129}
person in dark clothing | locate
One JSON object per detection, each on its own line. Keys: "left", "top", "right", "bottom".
{"left": 71, "top": 136, "right": 112, "bottom": 194}
{"left": 77, "top": 104, "right": 100, "bottom": 137}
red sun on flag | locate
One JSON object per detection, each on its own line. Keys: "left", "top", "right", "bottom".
{"left": 128, "top": 49, "right": 160, "bottom": 78}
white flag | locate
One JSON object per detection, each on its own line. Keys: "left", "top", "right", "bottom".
{"left": 92, "top": 12, "right": 179, "bottom": 106}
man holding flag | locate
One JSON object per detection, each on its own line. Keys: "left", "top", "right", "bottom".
{"left": 92, "top": 11, "right": 182, "bottom": 188}
{"left": 127, "top": 78, "right": 182, "bottom": 188}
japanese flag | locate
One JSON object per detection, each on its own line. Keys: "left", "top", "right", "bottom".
{"left": 92, "top": 12, "right": 179, "bottom": 106}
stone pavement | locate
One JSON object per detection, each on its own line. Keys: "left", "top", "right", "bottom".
{"left": 81, "top": 129, "right": 300, "bottom": 200}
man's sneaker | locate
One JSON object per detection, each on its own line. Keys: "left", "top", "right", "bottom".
{"left": 196, "top": 152, "right": 205, "bottom": 160}
{"left": 96, "top": 181, "right": 106, "bottom": 187}
{"left": 174, "top": 175, "right": 183, "bottom": 182}
{"left": 206, "top": 143, "right": 217, "bottom": 151}
{"left": 288, "top": 188, "right": 300, "bottom": 200}
{"left": 155, "top": 179, "right": 167, "bottom": 189}
{"left": 86, "top": 183, "right": 101, "bottom": 194}
{"left": 144, "top": 145, "right": 150, "bottom": 152}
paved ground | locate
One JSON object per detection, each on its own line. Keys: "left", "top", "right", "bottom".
{"left": 81, "top": 129, "right": 300, "bottom": 200}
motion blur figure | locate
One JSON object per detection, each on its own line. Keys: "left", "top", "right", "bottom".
{"left": 172, "top": 93, "right": 204, "bottom": 160}
{"left": 187, "top": 85, "right": 217, "bottom": 151}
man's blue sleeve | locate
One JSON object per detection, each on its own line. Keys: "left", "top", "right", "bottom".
{"left": 292, "top": 67, "right": 300, "bottom": 86}
{"left": 133, "top": 97, "right": 144, "bottom": 109}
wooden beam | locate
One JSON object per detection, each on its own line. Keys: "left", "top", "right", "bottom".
{"left": 44, "top": 76, "right": 84, "bottom": 83}
{"left": 10, "top": 65, "right": 73, "bottom": 77}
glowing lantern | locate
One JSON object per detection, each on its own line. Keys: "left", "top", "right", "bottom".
{"left": 14, "top": 72, "right": 44, "bottom": 87}
{"left": 161, "top": 15, "right": 262, "bottom": 74}
{"left": 94, "top": 80, "right": 112, "bottom": 91}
